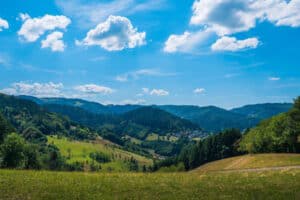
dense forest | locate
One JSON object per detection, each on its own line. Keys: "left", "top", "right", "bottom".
{"left": 239, "top": 98, "right": 300, "bottom": 153}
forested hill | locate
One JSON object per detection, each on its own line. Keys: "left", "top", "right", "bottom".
{"left": 122, "top": 106, "right": 200, "bottom": 134}
{"left": 42, "top": 103, "right": 201, "bottom": 138}
{"left": 18, "top": 96, "right": 292, "bottom": 133}
{"left": 0, "top": 93, "right": 97, "bottom": 142}
{"left": 158, "top": 105, "right": 257, "bottom": 132}
{"left": 19, "top": 96, "right": 141, "bottom": 114}
{"left": 239, "top": 99, "right": 300, "bottom": 153}
{"left": 230, "top": 103, "right": 293, "bottom": 120}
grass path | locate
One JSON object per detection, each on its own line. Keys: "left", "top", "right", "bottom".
{"left": 220, "top": 165, "right": 300, "bottom": 173}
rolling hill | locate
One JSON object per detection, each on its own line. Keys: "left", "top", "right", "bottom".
{"left": 19, "top": 95, "right": 140, "bottom": 114}
{"left": 0, "top": 93, "right": 153, "bottom": 171}
{"left": 159, "top": 105, "right": 258, "bottom": 132}
{"left": 122, "top": 106, "right": 200, "bottom": 135}
{"left": 231, "top": 103, "right": 293, "bottom": 120}
{"left": 18, "top": 96, "right": 292, "bottom": 133}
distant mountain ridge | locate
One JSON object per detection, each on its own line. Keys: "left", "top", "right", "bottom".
{"left": 17, "top": 95, "right": 292, "bottom": 133}
{"left": 230, "top": 103, "right": 293, "bottom": 119}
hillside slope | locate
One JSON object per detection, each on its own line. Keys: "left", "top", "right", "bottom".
{"left": 122, "top": 106, "right": 200, "bottom": 135}
{"left": 19, "top": 96, "right": 140, "bottom": 114}
{"left": 0, "top": 93, "right": 97, "bottom": 141}
{"left": 231, "top": 103, "right": 293, "bottom": 119}
{"left": 159, "top": 105, "right": 257, "bottom": 132}
{"left": 18, "top": 95, "right": 292, "bottom": 133}
{"left": 194, "top": 154, "right": 300, "bottom": 173}
{"left": 239, "top": 98, "right": 300, "bottom": 154}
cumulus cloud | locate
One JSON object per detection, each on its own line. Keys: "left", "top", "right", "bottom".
{"left": 190, "top": 0, "right": 300, "bottom": 36}
{"left": 269, "top": 77, "right": 281, "bottom": 81}
{"left": 165, "top": 0, "right": 300, "bottom": 53}
{"left": 76, "top": 15, "right": 146, "bottom": 51}
{"left": 0, "top": 17, "right": 9, "bottom": 31}
{"left": 164, "top": 29, "right": 213, "bottom": 53}
{"left": 18, "top": 13, "right": 71, "bottom": 42}
{"left": 74, "top": 84, "right": 114, "bottom": 94}
{"left": 41, "top": 31, "right": 66, "bottom": 52}
{"left": 193, "top": 88, "right": 206, "bottom": 94}
{"left": 0, "top": 82, "right": 63, "bottom": 97}
{"left": 211, "top": 36, "right": 259, "bottom": 51}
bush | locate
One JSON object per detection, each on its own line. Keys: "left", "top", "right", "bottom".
{"left": 89, "top": 152, "right": 111, "bottom": 163}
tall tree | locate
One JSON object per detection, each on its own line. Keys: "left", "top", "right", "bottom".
{"left": 0, "top": 133, "right": 26, "bottom": 168}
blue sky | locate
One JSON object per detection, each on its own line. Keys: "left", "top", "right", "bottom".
{"left": 0, "top": 0, "right": 300, "bottom": 108}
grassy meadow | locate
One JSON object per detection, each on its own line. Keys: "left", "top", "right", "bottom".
{"left": 47, "top": 136, "right": 152, "bottom": 171}
{"left": 0, "top": 168, "right": 299, "bottom": 200}
{"left": 0, "top": 154, "right": 300, "bottom": 200}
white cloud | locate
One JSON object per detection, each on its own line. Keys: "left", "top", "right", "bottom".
{"left": 18, "top": 13, "right": 71, "bottom": 42}
{"left": 211, "top": 36, "right": 259, "bottom": 52}
{"left": 74, "top": 84, "right": 114, "bottom": 94}
{"left": 193, "top": 88, "right": 206, "bottom": 94}
{"left": 190, "top": 0, "right": 300, "bottom": 36}
{"left": 115, "top": 69, "right": 176, "bottom": 82}
{"left": 41, "top": 31, "right": 66, "bottom": 52}
{"left": 0, "top": 82, "right": 63, "bottom": 97}
{"left": 19, "top": 13, "right": 30, "bottom": 21}
{"left": 55, "top": 0, "right": 166, "bottom": 28}
{"left": 139, "top": 87, "right": 169, "bottom": 96}
{"left": 77, "top": 15, "right": 146, "bottom": 51}
{"left": 0, "top": 17, "right": 9, "bottom": 31}
{"left": 165, "top": 0, "right": 300, "bottom": 53}
{"left": 150, "top": 89, "right": 169, "bottom": 96}
{"left": 164, "top": 29, "right": 213, "bottom": 53}
{"left": 269, "top": 77, "right": 281, "bottom": 81}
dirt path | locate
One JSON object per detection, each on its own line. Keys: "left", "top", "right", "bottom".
{"left": 220, "top": 165, "right": 300, "bottom": 173}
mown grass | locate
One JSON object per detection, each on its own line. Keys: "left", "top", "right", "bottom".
{"left": 47, "top": 136, "right": 152, "bottom": 171}
{"left": 195, "top": 154, "right": 300, "bottom": 173}
{"left": 0, "top": 168, "right": 299, "bottom": 200}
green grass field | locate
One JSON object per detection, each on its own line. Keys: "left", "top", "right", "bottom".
{"left": 0, "top": 168, "right": 299, "bottom": 200}
{"left": 47, "top": 136, "right": 152, "bottom": 171}
{"left": 0, "top": 154, "right": 300, "bottom": 200}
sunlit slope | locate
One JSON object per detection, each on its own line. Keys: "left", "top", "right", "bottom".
{"left": 194, "top": 154, "right": 300, "bottom": 173}
{"left": 47, "top": 136, "right": 152, "bottom": 171}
